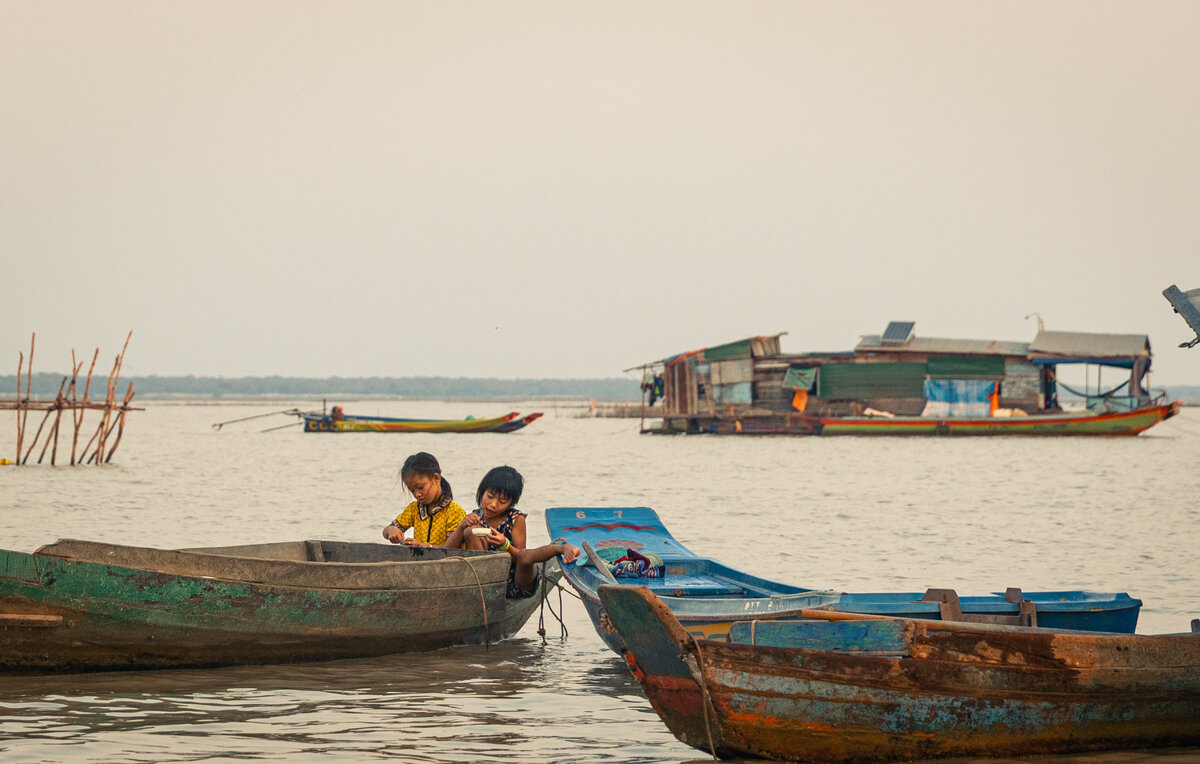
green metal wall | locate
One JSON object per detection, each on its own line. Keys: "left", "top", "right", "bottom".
{"left": 926, "top": 355, "right": 1007, "bottom": 378}
{"left": 817, "top": 363, "right": 927, "bottom": 399}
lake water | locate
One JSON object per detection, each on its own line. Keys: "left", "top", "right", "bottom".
{"left": 2, "top": 401, "right": 1199, "bottom": 763}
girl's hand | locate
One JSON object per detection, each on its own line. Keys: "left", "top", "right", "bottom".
{"left": 383, "top": 526, "right": 404, "bottom": 544}
{"left": 401, "top": 538, "right": 429, "bottom": 548}
{"left": 485, "top": 529, "right": 507, "bottom": 548}
{"left": 460, "top": 515, "right": 482, "bottom": 530}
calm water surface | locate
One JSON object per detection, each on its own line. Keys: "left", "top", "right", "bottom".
{"left": 2, "top": 401, "right": 1199, "bottom": 763}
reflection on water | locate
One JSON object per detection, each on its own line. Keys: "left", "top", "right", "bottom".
{"left": 1, "top": 632, "right": 676, "bottom": 763}
{"left": 2, "top": 403, "right": 1200, "bottom": 762}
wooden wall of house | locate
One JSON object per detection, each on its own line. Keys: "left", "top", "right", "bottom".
{"left": 664, "top": 350, "right": 1045, "bottom": 422}
{"left": 999, "top": 362, "right": 1042, "bottom": 411}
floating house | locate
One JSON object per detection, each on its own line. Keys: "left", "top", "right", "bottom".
{"left": 637, "top": 323, "right": 1177, "bottom": 436}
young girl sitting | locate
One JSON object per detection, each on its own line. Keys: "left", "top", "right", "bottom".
{"left": 445, "top": 465, "right": 580, "bottom": 598}
{"left": 382, "top": 452, "right": 466, "bottom": 547}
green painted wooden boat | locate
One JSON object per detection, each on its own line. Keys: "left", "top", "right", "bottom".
{"left": 0, "top": 539, "right": 561, "bottom": 674}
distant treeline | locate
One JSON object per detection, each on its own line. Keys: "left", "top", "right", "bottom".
{"left": 0, "top": 373, "right": 641, "bottom": 401}
{"left": 3, "top": 373, "right": 1197, "bottom": 403}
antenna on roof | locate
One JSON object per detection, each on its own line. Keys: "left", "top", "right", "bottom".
{"left": 1025, "top": 312, "right": 1045, "bottom": 333}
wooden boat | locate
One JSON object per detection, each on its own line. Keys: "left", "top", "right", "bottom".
{"left": 492, "top": 412, "right": 544, "bottom": 433}
{"left": 601, "top": 585, "right": 1200, "bottom": 762}
{"left": 637, "top": 327, "right": 1180, "bottom": 437}
{"left": 0, "top": 539, "right": 562, "bottom": 674}
{"left": 810, "top": 400, "right": 1179, "bottom": 436}
{"left": 299, "top": 408, "right": 543, "bottom": 433}
{"left": 545, "top": 507, "right": 1142, "bottom": 653}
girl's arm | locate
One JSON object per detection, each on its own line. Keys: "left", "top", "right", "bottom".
{"left": 505, "top": 515, "right": 528, "bottom": 558}
{"left": 446, "top": 514, "right": 487, "bottom": 550}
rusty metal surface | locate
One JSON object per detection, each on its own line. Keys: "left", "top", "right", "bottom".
{"left": 600, "top": 585, "right": 1200, "bottom": 762}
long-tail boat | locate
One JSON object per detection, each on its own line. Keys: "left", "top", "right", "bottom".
{"left": 601, "top": 584, "right": 1200, "bottom": 762}
{"left": 810, "top": 400, "right": 1178, "bottom": 436}
{"left": 298, "top": 408, "right": 543, "bottom": 433}
{"left": 545, "top": 507, "right": 1142, "bottom": 654}
{"left": 0, "top": 539, "right": 561, "bottom": 674}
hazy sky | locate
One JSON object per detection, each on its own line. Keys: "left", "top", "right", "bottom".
{"left": 3, "top": 3, "right": 1199, "bottom": 384}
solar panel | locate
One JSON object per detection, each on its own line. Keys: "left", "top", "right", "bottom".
{"left": 881, "top": 321, "right": 915, "bottom": 345}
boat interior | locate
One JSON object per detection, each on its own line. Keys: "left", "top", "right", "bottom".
{"left": 577, "top": 554, "right": 813, "bottom": 599}
{"left": 179, "top": 540, "right": 489, "bottom": 564}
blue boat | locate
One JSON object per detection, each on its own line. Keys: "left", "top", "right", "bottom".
{"left": 600, "top": 585, "right": 1200, "bottom": 762}
{"left": 544, "top": 506, "right": 1142, "bottom": 654}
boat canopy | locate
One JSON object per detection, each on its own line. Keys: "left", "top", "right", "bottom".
{"left": 1027, "top": 330, "right": 1151, "bottom": 369}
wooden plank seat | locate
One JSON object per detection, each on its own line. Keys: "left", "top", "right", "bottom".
{"left": 646, "top": 574, "right": 743, "bottom": 597}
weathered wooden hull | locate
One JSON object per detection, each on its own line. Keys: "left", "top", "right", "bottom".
{"left": 546, "top": 507, "right": 1142, "bottom": 655}
{"left": 661, "top": 401, "right": 1180, "bottom": 436}
{"left": 0, "top": 539, "right": 560, "bottom": 674}
{"left": 601, "top": 585, "right": 1200, "bottom": 762}
{"left": 302, "top": 411, "right": 527, "bottom": 433}
{"left": 817, "top": 401, "right": 1179, "bottom": 436}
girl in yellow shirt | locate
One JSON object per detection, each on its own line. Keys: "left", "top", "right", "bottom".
{"left": 381, "top": 452, "right": 466, "bottom": 547}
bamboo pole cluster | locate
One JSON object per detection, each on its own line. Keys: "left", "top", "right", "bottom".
{"left": 3, "top": 332, "right": 142, "bottom": 466}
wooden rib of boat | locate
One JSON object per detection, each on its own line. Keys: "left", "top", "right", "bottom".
{"left": 600, "top": 584, "right": 1200, "bottom": 762}
{"left": 299, "top": 409, "right": 542, "bottom": 433}
{"left": 545, "top": 507, "right": 1142, "bottom": 654}
{"left": 0, "top": 539, "right": 561, "bottom": 674}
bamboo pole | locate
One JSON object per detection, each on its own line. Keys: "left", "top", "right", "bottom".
{"left": 72, "top": 349, "right": 98, "bottom": 466}
{"left": 79, "top": 418, "right": 103, "bottom": 464}
{"left": 22, "top": 333, "right": 33, "bottom": 461}
{"left": 22, "top": 388, "right": 59, "bottom": 465}
{"left": 104, "top": 383, "right": 135, "bottom": 463}
{"left": 95, "top": 332, "right": 131, "bottom": 465}
{"left": 52, "top": 361, "right": 81, "bottom": 466}
{"left": 92, "top": 355, "right": 119, "bottom": 464}
{"left": 0, "top": 400, "right": 143, "bottom": 412}
{"left": 15, "top": 351, "right": 23, "bottom": 465}
{"left": 36, "top": 377, "right": 68, "bottom": 464}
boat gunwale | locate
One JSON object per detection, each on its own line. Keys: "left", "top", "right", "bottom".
{"left": 21, "top": 539, "right": 514, "bottom": 591}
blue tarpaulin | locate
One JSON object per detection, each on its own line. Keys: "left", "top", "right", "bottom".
{"left": 922, "top": 378, "right": 996, "bottom": 417}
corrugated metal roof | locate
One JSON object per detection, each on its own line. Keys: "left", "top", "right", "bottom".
{"left": 626, "top": 333, "right": 787, "bottom": 371}
{"left": 1028, "top": 330, "right": 1150, "bottom": 360}
{"left": 856, "top": 335, "right": 1030, "bottom": 356}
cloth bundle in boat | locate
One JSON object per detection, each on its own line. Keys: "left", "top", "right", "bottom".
{"left": 611, "top": 549, "right": 665, "bottom": 578}
{"left": 585, "top": 546, "right": 665, "bottom": 578}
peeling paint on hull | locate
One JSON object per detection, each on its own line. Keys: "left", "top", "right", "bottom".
{"left": 0, "top": 540, "right": 560, "bottom": 674}
{"left": 601, "top": 585, "right": 1200, "bottom": 762}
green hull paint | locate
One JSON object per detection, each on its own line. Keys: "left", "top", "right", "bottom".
{"left": 819, "top": 403, "right": 1177, "bottom": 436}
{"left": 0, "top": 541, "right": 561, "bottom": 674}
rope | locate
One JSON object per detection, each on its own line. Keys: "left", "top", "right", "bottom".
{"left": 690, "top": 639, "right": 720, "bottom": 761}
{"left": 537, "top": 561, "right": 548, "bottom": 643}
{"left": 451, "top": 556, "right": 490, "bottom": 651}
{"left": 1048, "top": 368, "right": 1131, "bottom": 400}
{"left": 536, "top": 563, "right": 570, "bottom": 643}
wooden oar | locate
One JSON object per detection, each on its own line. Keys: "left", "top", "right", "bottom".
{"left": 262, "top": 421, "right": 304, "bottom": 433}
{"left": 212, "top": 409, "right": 301, "bottom": 430}
{"left": 582, "top": 541, "right": 619, "bottom": 584}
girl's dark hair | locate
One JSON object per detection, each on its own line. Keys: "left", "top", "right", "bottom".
{"left": 476, "top": 465, "right": 523, "bottom": 508}
{"left": 400, "top": 452, "right": 452, "bottom": 501}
